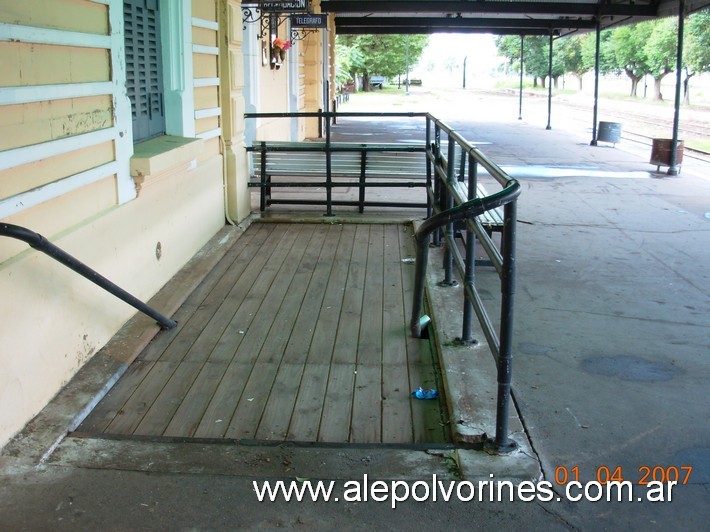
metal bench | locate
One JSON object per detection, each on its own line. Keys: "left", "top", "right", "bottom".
{"left": 248, "top": 141, "right": 428, "bottom": 212}
{"left": 247, "top": 140, "right": 504, "bottom": 234}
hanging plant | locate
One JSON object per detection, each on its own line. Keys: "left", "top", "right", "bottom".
{"left": 271, "top": 38, "right": 292, "bottom": 69}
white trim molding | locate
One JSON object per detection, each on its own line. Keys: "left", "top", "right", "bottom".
{"left": 0, "top": 162, "right": 119, "bottom": 219}
{"left": 0, "top": 82, "right": 114, "bottom": 106}
{"left": 193, "top": 77, "right": 220, "bottom": 87}
{"left": 0, "top": 22, "right": 111, "bottom": 49}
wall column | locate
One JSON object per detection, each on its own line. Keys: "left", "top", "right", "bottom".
{"left": 302, "top": 1, "right": 324, "bottom": 138}
{"left": 219, "top": 0, "right": 251, "bottom": 221}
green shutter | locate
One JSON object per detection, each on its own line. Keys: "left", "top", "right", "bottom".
{"left": 124, "top": 0, "right": 165, "bottom": 141}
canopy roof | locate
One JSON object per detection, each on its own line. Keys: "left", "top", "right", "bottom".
{"left": 321, "top": 0, "right": 710, "bottom": 37}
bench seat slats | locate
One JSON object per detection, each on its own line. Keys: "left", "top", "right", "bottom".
{"left": 247, "top": 141, "right": 504, "bottom": 230}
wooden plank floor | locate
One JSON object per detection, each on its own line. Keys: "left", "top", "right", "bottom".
{"left": 78, "top": 223, "right": 448, "bottom": 444}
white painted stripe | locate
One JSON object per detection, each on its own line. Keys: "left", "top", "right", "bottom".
{"left": 194, "top": 107, "right": 221, "bottom": 119}
{"left": 193, "top": 77, "right": 220, "bottom": 87}
{"left": 0, "top": 82, "right": 114, "bottom": 106}
{"left": 192, "top": 17, "right": 219, "bottom": 31}
{"left": 196, "top": 128, "right": 222, "bottom": 140}
{"left": 0, "top": 23, "right": 111, "bottom": 49}
{"left": 0, "top": 161, "right": 119, "bottom": 219}
{"left": 192, "top": 44, "right": 219, "bottom": 56}
{"left": 88, "top": 0, "right": 110, "bottom": 4}
{"left": 0, "top": 128, "right": 117, "bottom": 171}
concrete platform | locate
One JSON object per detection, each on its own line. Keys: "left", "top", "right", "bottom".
{"left": 1, "top": 88, "right": 708, "bottom": 530}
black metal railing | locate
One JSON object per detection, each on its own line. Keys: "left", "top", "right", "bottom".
{"left": 245, "top": 111, "right": 429, "bottom": 216}
{"left": 245, "top": 110, "right": 521, "bottom": 452}
{"left": 411, "top": 116, "right": 521, "bottom": 453}
{"left": 0, "top": 223, "right": 177, "bottom": 330}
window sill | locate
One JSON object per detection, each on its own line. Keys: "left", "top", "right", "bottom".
{"left": 130, "top": 136, "right": 204, "bottom": 192}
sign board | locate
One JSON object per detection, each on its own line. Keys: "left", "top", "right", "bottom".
{"left": 291, "top": 14, "right": 327, "bottom": 28}
{"left": 259, "top": 1, "right": 309, "bottom": 13}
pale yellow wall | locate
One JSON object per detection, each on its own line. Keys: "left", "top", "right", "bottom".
{"left": 219, "top": 0, "right": 250, "bottom": 221}
{"left": 0, "top": 96, "right": 113, "bottom": 152}
{"left": 0, "top": 0, "right": 109, "bottom": 34}
{"left": 302, "top": 29, "right": 324, "bottom": 138}
{"left": 254, "top": 64, "right": 290, "bottom": 140}
{"left": 0, "top": 0, "right": 228, "bottom": 449}
{"left": 0, "top": 160, "right": 224, "bottom": 447}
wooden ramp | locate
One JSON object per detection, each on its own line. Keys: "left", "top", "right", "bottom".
{"left": 77, "top": 223, "right": 449, "bottom": 444}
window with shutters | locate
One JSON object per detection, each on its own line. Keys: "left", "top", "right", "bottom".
{"left": 124, "top": 0, "right": 165, "bottom": 142}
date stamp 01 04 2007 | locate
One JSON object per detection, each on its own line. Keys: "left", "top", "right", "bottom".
{"left": 554, "top": 465, "right": 694, "bottom": 486}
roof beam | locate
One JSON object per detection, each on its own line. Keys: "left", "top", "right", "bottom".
{"left": 334, "top": 16, "right": 598, "bottom": 31}
{"left": 321, "top": 1, "right": 658, "bottom": 17}
{"left": 335, "top": 26, "right": 552, "bottom": 36}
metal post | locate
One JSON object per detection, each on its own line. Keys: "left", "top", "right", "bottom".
{"left": 358, "top": 150, "right": 366, "bottom": 213}
{"left": 462, "top": 56, "right": 467, "bottom": 89}
{"left": 590, "top": 18, "right": 601, "bottom": 145}
{"left": 410, "top": 232, "right": 431, "bottom": 338}
{"left": 260, "top": 141, "right": 267, "bottom": 211}
{"left": 546, "top": 31, "right": 553, "bottom": 130}
{"left": 668, "top": 0, "right": 685, "bottom": 176}
{"left": 518, "top": 35, "right": 524, "bottom": 120}
{"left": 442, "top": 137, "right": 456, "bottom": 286}
{"left": 460, "top": 154, "right": 478, "bottom": 344}
{"left": 426, "top": 116, "right": 433, "bottom": 218}
{"left": 492, "top": 199, "right": 518, "bottom": 453}
{"left": 325, "top": 110, "right": 333, "bottom": 216}
{"left": 332, "top": 99, "right": 337, "bottom": 125}
{"left": 405, "top": 35, "right": 410, "bottom": 96}
{"left": 318, "top": 107, "right": 323, "bottom": 139}
{"left": 433, "top": 124, "right": 442, "bottom": 246}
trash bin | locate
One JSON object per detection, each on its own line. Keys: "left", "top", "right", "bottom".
{"left": 598, "top": 121, "right": 622, "bottom": 144}
{"left": 650, "top": 139, "right": 684, "bottom": 171}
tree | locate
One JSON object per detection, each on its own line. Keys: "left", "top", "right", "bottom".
{"left": 581, "top": 29, "right": 617, "bottom": 77}
{"left": 495, "top": 35, "right": 551, "bottom": 87}
{"left": 645, "top": 18, "right": 678, "bottom": 100}
{"left": 612, "top": 22, "right": 653, "bottom": 97}
{"left": 337, "top": 34, "right": 429, "bottom": 91}
{"left": 559, "top": 35, "right": 592, "bottom": 90}
{"left": 335, "top": 38, "right": 364, "bottom": 90}
{"left": 683, "top": 9, "right": 710, "bottom": 104}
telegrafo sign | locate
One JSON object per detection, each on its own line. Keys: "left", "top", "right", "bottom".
{"left": 291, "top": 14, "right": 327, "bottom": 28}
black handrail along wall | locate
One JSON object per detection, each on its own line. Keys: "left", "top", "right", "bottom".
{"left": 0, "top": 223, "right": 177, "bottom": 330}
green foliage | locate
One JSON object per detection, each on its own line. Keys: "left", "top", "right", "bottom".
{"left": 336, "top": 34, "right": 429, "bottom": 89}
{"left": 558, "top": 36, "right": 586, "bottom": 75}
{"left": 335, "top": 39, "right": 364, "bottom": 88}
{"left": 612, "top": 22, "right": 652, "bottom": 79}
{"left": 580, "top": 30, "right": 617, "bottom": 74}
{"left": 685, "top": 9, "right": 710, "bottom": 74}
{"left": 493, "top": 11, "right": 710, "bottom": 101}
{"left": 495, "top": 35, "right": 554, "bottom": 86}
{"left": 645, "top": 18, "right": 678, "bottom": 78}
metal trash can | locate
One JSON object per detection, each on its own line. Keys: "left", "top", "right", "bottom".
{"left": 650, "top": 139, "right": 684, "bottom": 172}
{"left": 598, "top": 121, "right": 622, "bottom": 144}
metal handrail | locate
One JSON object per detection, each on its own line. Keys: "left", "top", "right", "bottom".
{"left": 0, "top": 223, "right": 177, "bottom": 330}
{"left": 244, "top": 110, "right": 522, "bottom": 451}
{"left": 411, "top": 115, "right": 521, "bottom": 453}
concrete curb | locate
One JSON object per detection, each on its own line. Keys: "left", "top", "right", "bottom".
{"left": 417, "top": 226, "right": 542, "bottom": 482}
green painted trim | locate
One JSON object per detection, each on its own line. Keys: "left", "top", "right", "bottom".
{"left": 161, "top": 0, "right": 195, "bottom": 138}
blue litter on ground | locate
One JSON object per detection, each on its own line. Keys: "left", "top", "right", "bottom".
{"left": 411, "top": 387, "right": 438, "bottom": 400}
